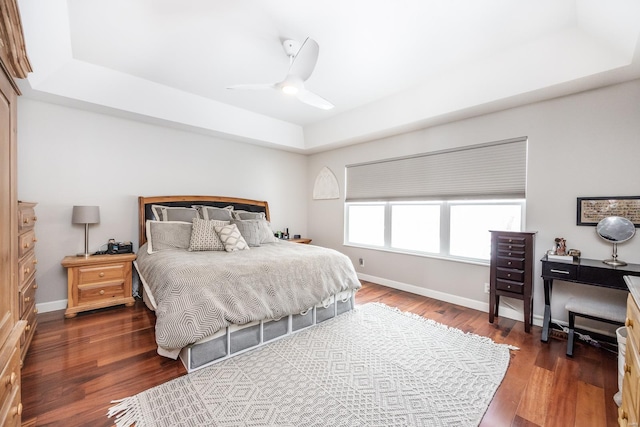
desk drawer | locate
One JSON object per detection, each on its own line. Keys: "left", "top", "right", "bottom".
{"left": 496, "top": 279, "right": 524, "bottom": 294}
{"left": 497, "top": 256, "right": 525, "bottom": 270}
{"left": 542, "top": 262, "right": 577, "bottom": 280}
{"left": 497, "top": 267, "right": 524, "bottom": 282}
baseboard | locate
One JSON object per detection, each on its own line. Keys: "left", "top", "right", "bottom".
{"left": 36, "top": 299, "right": 67, "bottom": 314}
{"left": 357, "top": 273, "right": 545, "bottom": 327}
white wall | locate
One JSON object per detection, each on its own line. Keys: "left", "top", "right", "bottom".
{"left": 18, "top": 99, "right": 308, "bottom": 310}
{"left": 307, "top": 79, "right": 640, "bottom": 329}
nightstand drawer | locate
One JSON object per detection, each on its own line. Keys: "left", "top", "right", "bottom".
{"left": 78, "top": 263, "right": 125, "bottom": 284}
{"left": 496, "top": 267, "right": 524, "bottom": 282}
{"left": 19, "top": 277, "right": 37, "bottom": 317}
{"left": 496, "top": 256, "right": 525, "bottom": 270}
{"left": 496, "top": 279, "right": 524, "bottom": 294}
{"left": 78, "top": 281, "right": 125, "bottom": 305}
{"left": 17, "top": 229, "right": 36, "bottom": 258}
{"left": 17, "top": 251, "right": 37, "bottom": 286}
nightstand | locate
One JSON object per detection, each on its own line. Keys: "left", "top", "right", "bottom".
{"left": 61, "top": 253, "right": 136, "bottom": 318}
{"left": 288, "top": 238, "right": 312, "bottom": 244}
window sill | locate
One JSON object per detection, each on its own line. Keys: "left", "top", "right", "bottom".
{"left": 342, "top": 243, "right": 490, "bottom": 267}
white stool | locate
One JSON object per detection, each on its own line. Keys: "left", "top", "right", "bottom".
{"left": 565, "top": 296, "right": 626, "bottom": 357}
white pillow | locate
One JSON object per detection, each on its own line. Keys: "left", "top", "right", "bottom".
{"left": 146, "top": 220, "right": 192, "bottom": 254}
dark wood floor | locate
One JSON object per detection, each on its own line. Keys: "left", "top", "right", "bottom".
{"left": 21, "top": 281, "right": 619, "bottom": 426}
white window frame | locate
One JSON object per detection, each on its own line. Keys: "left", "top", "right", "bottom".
{"left": 344, "top": 199, "right": 526, "bottom": 264}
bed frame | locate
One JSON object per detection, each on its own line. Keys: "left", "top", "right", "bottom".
{"left": 137, "top": 195, "right": 356, "bottom": 373}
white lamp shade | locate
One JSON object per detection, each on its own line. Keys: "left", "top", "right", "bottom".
{"left": 72, "top": 205, "right": 100, "bottom": 224}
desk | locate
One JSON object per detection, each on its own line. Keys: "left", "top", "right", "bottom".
{"left": 540, "top": 256, "right": 640, "bottom": 342}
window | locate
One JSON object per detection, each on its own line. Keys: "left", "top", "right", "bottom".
{"left": 449, "top": 202, "right": 523, "bottom": 260}
{"left": 345, "top": 200, "right": 524, "bottom": 262}
{"left": 391, "top": 203, "right": 440, "bottom": 253}
{"left": 344, "top": 137, "right": 527, "bottom": 263}
{"left": 346, "top": 204, "right": 385, "bottom": 247}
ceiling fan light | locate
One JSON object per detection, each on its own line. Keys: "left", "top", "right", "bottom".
{"left": 281, "top": 84, "right": 299, "bottom": 95}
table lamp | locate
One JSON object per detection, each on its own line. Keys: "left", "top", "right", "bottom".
{"left": 72, "top": 205, "right": 100, "bottom": 257}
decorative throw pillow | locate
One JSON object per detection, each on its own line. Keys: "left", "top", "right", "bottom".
{"left": 233, "top": 219, "right": 278, "bottom": 244}
{"left": 146, "top": 220, "right": 192, "bottom": 254}
{"left": 232, "top": 210, "right": 266, "bottom": 220}
{"left": 188, "top": 218, "right": 229, "bottom": 251}
{"left": 193, "top": 205, "right": 234, "bottom": 221}
{"left": 231, "top": 220, "right": 262, "bottom": 247}
{"left": 258, "top": 220, "right": 279, "bottom": 243}
{"left": 214, "top": 223, "right": 250, "bottom": 252}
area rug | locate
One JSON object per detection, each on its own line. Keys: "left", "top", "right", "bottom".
{"left": 108, "top": 303, "right": 514, "bottom": 427}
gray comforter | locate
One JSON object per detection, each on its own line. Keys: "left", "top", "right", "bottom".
{"left": 136, "top": 241, "right": 361, "bottom": 352}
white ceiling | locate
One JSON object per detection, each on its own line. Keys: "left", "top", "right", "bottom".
{"left": 16, "top": 0, "right": 640, "bottom": 153}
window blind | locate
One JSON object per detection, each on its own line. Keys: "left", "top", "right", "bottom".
{"left": 345, "top": 137, "right": 527, "bottom": 202}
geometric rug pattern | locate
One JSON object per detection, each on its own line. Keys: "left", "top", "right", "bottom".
{"left": 109, "top": 303, "right": 513, "bottom": 427}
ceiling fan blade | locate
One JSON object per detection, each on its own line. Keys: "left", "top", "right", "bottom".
{"left": 296, "top": 88, "right": 334, "bottom": 110}
{"left": 227, "top": 83, "right": 275, "bottom": 90}
{"left": 288, "top": 37, "right": 319, "bottom": 82}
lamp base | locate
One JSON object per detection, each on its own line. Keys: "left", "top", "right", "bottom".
{"left": 603, "top": 258, "right": 627, "bottom": 267}
{"left": 76, "top": 252, "right": 92, "bottom": 258}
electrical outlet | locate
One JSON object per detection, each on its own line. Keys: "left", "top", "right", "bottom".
{"left": 358, "top": 258, "right": 364, "bottom": 267}
{"left": 484, "top": 283, "right": 490, "bottom": 294}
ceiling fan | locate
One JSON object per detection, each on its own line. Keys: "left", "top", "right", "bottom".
{"left": 227, "top": 37, "right": 334, "bottom": 110}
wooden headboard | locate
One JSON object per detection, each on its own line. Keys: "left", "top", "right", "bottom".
{"left": 138, "top": 195, "right": 270, "bottom": 246}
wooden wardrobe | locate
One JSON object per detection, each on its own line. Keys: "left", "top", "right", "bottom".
{"left": 0, "top": 0, "right": 32, "bottom": 424}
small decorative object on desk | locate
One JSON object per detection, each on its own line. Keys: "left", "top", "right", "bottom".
{"left": 547, "top": 237, "right": 578, "bottom": 262}
{"left": 554, "top": 237, "right": 567, "bottom": 255}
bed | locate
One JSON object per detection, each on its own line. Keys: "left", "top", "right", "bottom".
{"left": 136, "top": 195, "right": 361, "bottom": 372}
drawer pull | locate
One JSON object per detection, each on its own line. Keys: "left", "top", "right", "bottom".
{"left": 24, "top": 267, "right": 30, "bottom": 275}
{"left": 23, "top": 242, "right": 29, "bottom": 249}
{"left": 99, "top": 272, "right": 105, "bottom": 277}
{"left": 33, "top": 237, "right": 37, "bottom": 242}
{"left": 33, "top": 259, "right": 38, "bottom": 265}
{"left": 507, "top": 273, "right": 511, "bottom": 277}
{"left": 5, "top": 371, "right": 16, "bottom": 387}
{"left": 507, "top": 261, "right": 512, "bottom": 265}
{"left": 626, "top": 318, "right": 634, "bottom": 328}
{"left": 33, "top": 216, "right": 38, "bottom": 222}
{"left": 508, "top": 239, "right": 513, "bottom": 243}
{"left": 12, "top": 403, "right": 23, "bottom": 417}
{"left": 25, "top": 324, "right": 31, "bottom": 332}
{"left": 34, "top": 283, "right": 38, "bottom": 289}
{"left": 508, "top": 252, "right": 512, "bottom": 256}
{"left": 34, "top": 307, "right": 38, "bottom": 314}
{"left": 550, "top": 269, "right": 570, "bottom": 275}
{"left": 24, "top": 296, "right": 30, "bottom": 303}
{"left": 99, "top": 290, "right": 105, "bottom": 295}
{"left": 23, "top": 218, "right": 29, "bottom": 224}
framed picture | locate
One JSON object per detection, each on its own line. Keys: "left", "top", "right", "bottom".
{"left": 576, "top": 196, "right": 640, "bottom": 226}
